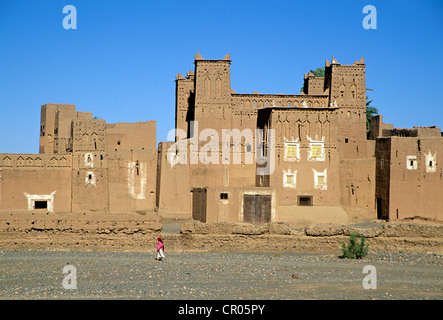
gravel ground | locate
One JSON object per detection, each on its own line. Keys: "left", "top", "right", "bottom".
{"left": 0, "top": 250, "right": 441, "bottom": 300}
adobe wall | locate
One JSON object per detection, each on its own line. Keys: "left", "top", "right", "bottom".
{"left": 0, "top": 154, "right": 72, "bottom": 213}
{"left": 339, "top": 158, "right": 376, "bottom": 210}
{"left": 175, "top": 71, "right": 195, "bottom": 138}
{"left": 195, "top": 186, "right": 276, "bottom": 223}
{"left": 39, "top": 103, "right": 93, "bottom": 154}
{"left": 39, "top": 104, "right": 76, "bottom": 154}
{"left": 0, "top": 211, "right": 161, "bottom": 234}
{"left": 71, "top": 118, "right": 108, "bottom": 212}
{"left": 156, "top": 142, "right": 191, "bottom": 218}
{"left": 259, "top": 108, "right": 341, "bottom": 207}
{"left": 388, "top": 136, "right": 443, "bottom": 220}
{"left": 328, "top": 60, "right": 367, "bottom": 160}
{"left": 107, "top": 148, "right": 157, "bottom": 213}
{"left": 106, "top": 121, "right": 157, "bottom": 213}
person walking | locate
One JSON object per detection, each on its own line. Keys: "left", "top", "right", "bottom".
{"left": 156, "top": 237, "right": 166, "bottom": 261}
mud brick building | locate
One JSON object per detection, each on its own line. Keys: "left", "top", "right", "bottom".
{"left": 370, "top": 116, "right": 443, "bottom": 221}
{"left": 0, "top": 53, "right": 442, "bottom": 225}
{"left": 1, "top": 103, "right": 157, "bottom": 215}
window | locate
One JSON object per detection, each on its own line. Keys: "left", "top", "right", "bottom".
{"left": 311, "top": 145, "right": 322, "bottom": 158}
{"left": 345, "top": 138, "right": 349, "bottom": 143}
{"left": 283, "top": 170, "right": 297, "bottom": 188}
{"left": 220, "top": 193, "right": 228, "bottom": 200}
{"left": 34, "top": 201, "right": 48, "bottom": 209}
{"left": 84, "top": 153, "right": 94, "bottom": 168}
{"left": 298, "top": 195, "right": 313, "bottom": 206}
{"left": 85, "top": 171, "right": 96, "bottom": 186}
{"left": 313, "top": 169, "right": 327, "bottom": 190}
{"left": 425, "top": 151, "right": 436, "bottom": 173}
{"left": 285, "top": 174, "right": 294, "bottom": 185}
{"left": 406, "top": 156, "right": 417, "bottom": 170}
{"left": 284, "top": 142, "right": 300, "bottom": 161}
{"left": 309, "top": 142, "right": 325, "bottom": 161}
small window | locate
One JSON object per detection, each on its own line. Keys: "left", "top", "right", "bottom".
{"left": 429, "top": 161, "right": 433, "bottom": 167}
{"left": 285, "top": 175, "right": 294, "bottom": 185}
{"left": 406, "top": 156, "right": 417, "bottom": 170}
{"left": 88, "top": 174, "right": 92, "bottom": 180}
{"left": 298, "top": 195, "right": 313, "bottom": 206}
{"left": 34, "top": 201, "right": 48, "bottom": 209}
{"left": 285, "top": 142, "right": 299, "bottom": 160}
{"left": 220, "top": 193, "right": 228, "bottom": 200}
{"left": 345, "top": 138, "right": 349, "bottom": 143}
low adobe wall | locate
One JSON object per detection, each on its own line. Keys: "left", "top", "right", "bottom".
{"left": 0, "top": 211, "right": 162, "bottom": 234}
{"left": 0, "top": 219, "right": 441, "bottom": 255}
{"left": 172, "top": 221, "right": 443, "bottom": 255}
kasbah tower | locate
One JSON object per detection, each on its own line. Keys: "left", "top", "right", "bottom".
{"left": 0, "top": 52, "right": 442, "bottom": 231}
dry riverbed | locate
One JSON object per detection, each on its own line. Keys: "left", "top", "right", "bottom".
{"left": 0, "top": 250, "right": 441, "bottom": 300}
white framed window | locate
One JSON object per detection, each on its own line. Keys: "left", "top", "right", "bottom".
{"left": 313, "top": 169, "right": 327, "bottom": 190}
{"left": 283, "top": 169, "right": 297, "bottom": 188}
{"left": 309, "top": 142, "right": 325, "bottom": 161}
{"left": 85, "top": 171, "right": 96, "bottom": 186}
{"left": 425, "top": 151, "right": 436, "bottom": 173}
{"left": 84, "top": 153, "right": 94, "bottom": 168}
{"left": 406, "top": 155, "right": 417, "bottom": 170}
{"left": 284, "top": 142, "right": 300, "bottom": 161}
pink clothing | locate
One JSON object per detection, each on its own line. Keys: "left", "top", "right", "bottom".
{"left": 156, "top": 241, "right": 164, "bottom": 251}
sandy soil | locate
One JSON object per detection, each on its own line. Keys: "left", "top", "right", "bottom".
{"left": 0, "top": 250, "right": 441, "bottom": 300}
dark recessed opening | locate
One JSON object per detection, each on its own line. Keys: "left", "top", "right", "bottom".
{"left": 34, "top": 201, "right": 48, "bottom": 209}
{"left": 345, "top": 138, "right": 349, "bottom": 143}
{"left": 297, "top": 195, "right": 313, "bottom": 206}
{"left": 88, "top": 174, "right": 92, "bottom": 180}
{"left": 220, "top": 193, "right": 228, "bottom": 200}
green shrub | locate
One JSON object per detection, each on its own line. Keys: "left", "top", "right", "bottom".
{"left": 341, "top": 232, "right": 369, "bottom": 259}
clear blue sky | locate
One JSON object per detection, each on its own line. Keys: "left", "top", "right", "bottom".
{"left": 1, "top": 0, "right": 442, "bottom": 153}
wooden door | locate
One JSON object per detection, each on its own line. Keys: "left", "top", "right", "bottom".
{"left": 243, "top": 194, "right": 271, "bottom": 224}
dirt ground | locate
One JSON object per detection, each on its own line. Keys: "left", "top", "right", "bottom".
{"left": 0, "top": 250, "right": 441, "bottom": 300}
{"left": 0, "top": 218, "right": 441, "bottom": 300}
